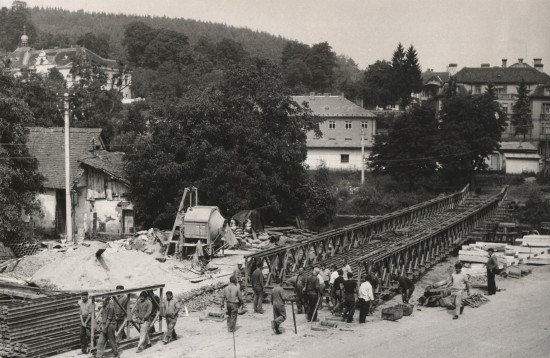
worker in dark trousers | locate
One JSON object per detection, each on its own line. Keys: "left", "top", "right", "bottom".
{"left": 486, "top": 248, "right": 499, "bottom": 295}
{"left": 78, "top": 292, "right": 93, "bottom": 354}
{"left": 251, "top": 261, "right": 265, "bottom": 313}
{"left": 342, "top": 272, "right": 357, "bottom": 323}
{"left": 161, "top": 291, "right": 181, "bottom": 344}
{"left": 134, "top": 291, "right": 153, "bottom": 353}
{"left": 96, "top": 296, "right": 119, "bottom": 358}
{"left": 304, "top": 268, "right": 321, "bottom": 322}
{"left": 271, "top": 278, "right": 286, "bottom": 334}
{"left": 358, "top": 279, "right": 374, "bottom": 323}
{"left": 221, "top": 275, "right": 243, "bottom": 332}
{"left": 287, "top": 268, "right": 305, "bottom": 313}
{"left": 113, "top": 285, "right": 128, "bottom": 343}
{"left": 391, "top": 273, "right": 415, "bottom": 304}
{"left": 331, "top": 270, "right": 345, "bottom": 315}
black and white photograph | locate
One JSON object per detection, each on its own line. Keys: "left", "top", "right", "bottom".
{"left": 0, "top": 0, "right": 549, "bottom": 357}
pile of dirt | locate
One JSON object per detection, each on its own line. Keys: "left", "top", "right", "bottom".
{"left": 29, "top": 241, "right": 186, "bottom": 291}
{"left": 8, "top": 249, "right": 64, "bottom": 278}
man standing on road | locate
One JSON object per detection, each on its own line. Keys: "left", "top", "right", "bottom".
{"left": 233, "top": 260, "right": 244, "bottom": 287}
{"left": 342, "top": 259, "right": 352, "bottom": 280}
{"left": 486, "top": 248, "right": 499, "bottom": 295}
{"left": 329, "top": 265, "right": 339, "bottom": 307}
{"left": 358, "top": 279, "right": 374, "bottom": 323}
{"left": 287, "top": 268, "right": 305, "bottom": 314}
{"left": 251, "top": 262, "right": 265, "bottom": 313}
{"left": 271, "top": 278, "right": 286, "bottom": 334}
{"left": 161, "top": 291, "right": 181, "bottom": 344}
{"left": 332, "top": 270, "right": 345, "bottom": 316}
{"left": 304, "top": 268, "right": 321, "bottom": 322}
{"left": 96, "top": 296, "right": 119, "bottom": 358}
{"left": 320, "top": 264, "right": 331, "bottom": 304}
{"left": 134, "top": 291, "right": 153, "bottom": 353}
{"left": 221, "top": 275, "right": 243, "bottom": 333}
{"left": 113, "top": 285, "right": 129, "bottom": 343}
{"left": 391, "top": 273, "right": 415, "bottom": 304}
{"left": 78, "top": 292, "right": 93, "bottom": 354}
{"left": 342, "top": 272, "right": 358, "bottom": 323}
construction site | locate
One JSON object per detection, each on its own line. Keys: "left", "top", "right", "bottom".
{"left": 0, "top": 184, "right": 549, "bottom": 358}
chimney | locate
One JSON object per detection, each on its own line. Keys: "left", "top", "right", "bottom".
{"left": 481, "top": 63, "right": 490, "bottom": 68}
{"left": 518, "top": 58, "right": 523, "bottom": 64}
{"left": 447, "top": 63, "right": 458, "bottom": 76}
{"left": 534, "top": 58, "right": 543, "bottom": 72}
{"left": 501, "top": 59, "right": 507, "bottom": 68}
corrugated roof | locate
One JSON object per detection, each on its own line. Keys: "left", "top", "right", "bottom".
{"left": 79, "top": 150, "right": 129, "bottom": 185}
{"left": 26, "top": 127, "right": 104, "bottom": 189}
{"left": 293, "top": 95, "right": 375, "bottom": 117}
{"left": 499, "top": 141, "right": 538, "bottom": 152}
{"left": 455, "top": 64, "right": 550, "bottom": 84}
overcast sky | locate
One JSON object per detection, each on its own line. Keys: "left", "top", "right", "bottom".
{"left": 19, "top": 0, "right": 550, "bottom": 71}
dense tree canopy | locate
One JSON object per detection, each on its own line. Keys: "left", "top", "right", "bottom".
{"left": 124, "top": 59, "right": 322, "bottom": 228}
{"left": 0, "top": 65, "right": 44, "bottom": 241}
{"left": 0, "top": 1, "right": 36, "bottom": 51}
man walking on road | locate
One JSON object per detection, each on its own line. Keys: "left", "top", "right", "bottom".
{"left": 358, "top": 279, "right": 374, "bottom": 323}
{"left": 444, "top": 262, "right": 471, "bottom": 320}
{"left": 134, "top": 291, "right": 153, "bottom": 353}
{"left": 78, "top": 292, "right": 93, "bottom": 354}
{"left": 161, "top": 291, "right": 181, "bottom": 344}
{"left": 486, "top": 248, "right": 499, "bottom": 295}
{"left": 96, "top": 296, "right": 119, "bottom": 358}
{"left": 221, "top": 275, "right": 243, "bottom": 332}
{"left": 271, "top": 278, "right": 286, "bottom": 334}
{"left": 251, "top": 261, "right": 265, "bottom": 313}
{"left": 391, "top": 273, "right": 415, "bottom": 304}
{"left": 304, "top": 268, "right": 321, "bottom": 322}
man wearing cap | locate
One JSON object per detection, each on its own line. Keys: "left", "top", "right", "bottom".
{"left": 251, "top": 261, "right": 265, "bottom": 313}
{"left": 486, "top": 248, "right": 499, "bottom": 295}
{"left": 221, "top": 275, "right": 243, "bottom": 332}
{"left": 96, "top": 296, "right": 119, "bottom": 358}
{"left": 134, "top": 291, "right": 153, "bottom": 353}
{"left": 78, "top": 292, "right": 93, "bottom": 354}
{"left": 304, "top": 267, "right": 321, "bottom": 322}
{"left": 161, "top": 291, "right": 181, "bottom": 344}
{"left": 113, "top": 285, "right": 129, "bottom": 343}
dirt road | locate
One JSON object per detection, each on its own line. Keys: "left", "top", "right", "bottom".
{"left": 58, "top": 262, "right": 550, "bottom": 358}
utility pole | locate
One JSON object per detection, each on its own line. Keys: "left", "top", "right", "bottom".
{"left": 63, "top": 93, "right": 73, "bottom": 243}
{"left": 361, "top": 129, "right": 365, "bottom": 184}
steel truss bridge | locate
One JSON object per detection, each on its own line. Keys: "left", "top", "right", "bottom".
{"left": 244, "top": 185, "right": 509, "bottom": 292}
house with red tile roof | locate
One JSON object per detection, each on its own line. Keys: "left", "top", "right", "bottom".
{"left": 26, "top": 128, "right": 134, "bottom": 238}
{"left": 293, "top": 94, "right": 376, "bottom": 170}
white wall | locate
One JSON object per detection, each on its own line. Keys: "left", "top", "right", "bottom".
{"left": 505, "top": 159, "right": 540, "bottom": 174}
{"left": 34, "top": 189, "right": 57, "bottom": 231}
{"left": 306, "top": 148, "right": 370, "bottom": 171}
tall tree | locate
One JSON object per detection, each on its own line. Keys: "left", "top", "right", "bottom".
{"left": 307, "top": 42, "right": 337, "bottom": 93}
{"left": 390, "top": 43, "right": 423, "bottom": 108}
{"left": 360, "top": 60, "right": 397, "bottom": 108}
{"left": 511, "top": 79, "right": 532, "bottom": 141}
{"left": 369, "top": 105, "right": 439, "bottom": 190}
{"left": 0, "top": 66, "right": 44, "bottom": 241}
{"left": 124, "top": 58, "right": 321, "bottom": 228}
{"left": 76, "top": 32, "right": 111, "bottom": 58}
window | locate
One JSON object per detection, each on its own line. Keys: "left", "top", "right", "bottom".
{"left": 341, "top": 154, "right": 349, "bottom": 163}
{"left": 328, "top": 137, "right": 336, "bottom": 140}
{"left": 361, "top": 121, "right": 368, "bottom": 129}
{"left": 345, "top": 121, "right": 352, "bottom": 129}
{"left": 328, "top": 121, "right": 335, "bottom": 129}
{"left": 344, "top": 138, "right": 352, "bottom": 140}
{"left": 495, "top": 87, "right": 506, "bottom": 94}
{"left": 501, "top": 104, "right": 508, "bottom": 113}
{"left": 543, "top": 103, "right": 550, "bottom": 114}
{"left": 545, "top": 88, "right": 550, "bottom": 96}
{"left": 474, "top": 85, "right": 481, "bottom": 94}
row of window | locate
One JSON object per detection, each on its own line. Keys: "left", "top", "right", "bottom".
{"left": 501, "top": 103, "right": 550, "bottom": 113}
{"left": 328, "top": 121, "right": 369, "bottom": 129}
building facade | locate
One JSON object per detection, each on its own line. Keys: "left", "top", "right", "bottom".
{"left": 293, "top": 94, "right": 377, "bottom": 171}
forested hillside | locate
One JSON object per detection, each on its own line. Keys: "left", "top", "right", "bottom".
{"left": 29, "top": 6, "right": 289, "bottom": 63}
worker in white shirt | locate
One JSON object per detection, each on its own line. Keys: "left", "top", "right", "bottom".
{"left": 342, "top": 259, "right": 352, "bottom": 280}
{"left": 329, "top": 265, "right": 339, "bottom": 307}
{"left": 358, "top": 279, "right": 374, "bottom": 323}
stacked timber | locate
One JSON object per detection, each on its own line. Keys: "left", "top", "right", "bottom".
{"left": 0, "top": 293, "right": 81, "bottom": 357}
{"left": 513, "top": 235, "right": 550, "bottom": 265}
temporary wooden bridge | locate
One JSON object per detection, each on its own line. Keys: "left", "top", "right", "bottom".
{"left": 244, "top": 185, "right": 510, "bottom": 291}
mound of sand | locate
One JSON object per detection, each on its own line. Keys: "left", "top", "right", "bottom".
{"left": 30, "top": 242, "right": 186, "bottom": 291}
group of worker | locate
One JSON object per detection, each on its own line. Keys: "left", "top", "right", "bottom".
{"left": 78, "top": 286, "right": 182, "bottom": 357}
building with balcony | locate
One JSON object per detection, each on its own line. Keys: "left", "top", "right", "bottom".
{"left": 293, "top": 94, "right": 377, "bottom": 170}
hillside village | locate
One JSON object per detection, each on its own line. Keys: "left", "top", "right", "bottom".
{"left": 0, "top": 1, "right": 550, "bottom": 358}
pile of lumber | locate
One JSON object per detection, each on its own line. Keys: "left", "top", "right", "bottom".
{"left": 459, "top": 240, "right": 550, "bottom": 266}
{"left": 232, "top": 226, "right": 317, "bottom": 251}
{"left": 0, "top": 293, "right": 81, "bottom": 357}
{"left": 459, "top": 243, "right": 517, "bottom": 267}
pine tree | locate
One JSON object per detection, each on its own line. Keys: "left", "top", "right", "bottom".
{"left": 511, "top": 79, "right": 532, "bottom": 141}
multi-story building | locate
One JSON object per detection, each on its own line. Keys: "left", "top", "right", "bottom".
{"left": 6, "top": 31, "right": 132, "bottom": 100}
{"left": 293, "top": 94, "right": 376, "bottom": 171}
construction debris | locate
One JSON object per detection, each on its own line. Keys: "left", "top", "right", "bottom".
{"left": 463, "top": 293, "right": 490, "bottom": 308}
{"left": 177, "top": 282, "right": 227, "bottom": 312}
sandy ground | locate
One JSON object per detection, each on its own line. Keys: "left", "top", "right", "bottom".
{"left": 54, "top": 257, "right": 550, "bottom": 358}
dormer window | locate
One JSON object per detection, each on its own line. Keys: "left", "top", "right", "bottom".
{"left": 545, "top": 87, "right": 550, "bottom": 96}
